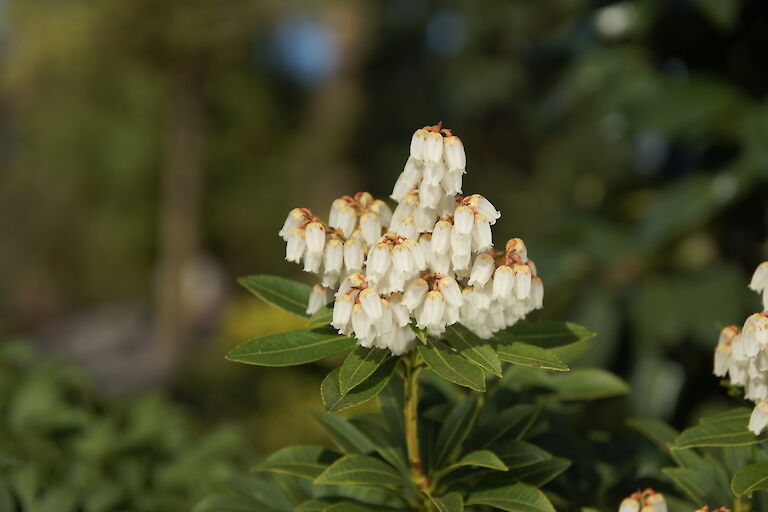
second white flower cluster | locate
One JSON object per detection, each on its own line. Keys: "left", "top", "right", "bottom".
{"left": 713, "top": 261, "right": 768, "bottom": 434}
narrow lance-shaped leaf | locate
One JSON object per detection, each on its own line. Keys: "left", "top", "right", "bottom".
{"left": 466, "top": 483, "right": 555, "bottom": 512}
{"left": 309, "top": 411, "right": 375, "bottom": 454}
{"left": 238, "top": 274, "right": 312, "bottom": 318}
{"left": 434, "top": 395, "right": 480, "bottom": 469}
{"left": 255, "top": 445, "right": 340, "bottom": 480}
{"left": 227, "top": 328, "right": 356, "bottom": 367}
{"left": 492, "top": 320, "right": 595, "bottom": 349}
{"left": 430, "top": 493, "right": 464, "bottom": 512}
{"left": 497, "top": 342, "right": 569, "bottom": 371}
{"left": 445, "top": 324, "right": 502, "bottom": 376}
{"left": 435, "top": 450, "right": 508, "bottom": 482}
{"left": 322, "top": 358, "right": 399, "bottom": 413}
{"left": 673, "top": 408, "right": 759, "bottom": 449}
{"left": 548, "top": 368, "right": 629, "bottom": 400}
{"left": 732, "top": 462, "right": 768, "bottom": 496}
{"left": 338, "top": 347, "right": 390, "bottom": 394}
{"left": 314, "top": 454, "right": 405, "bottom": 487}
{"left": 418, "top": 340, "right": 486, "bottom": 392}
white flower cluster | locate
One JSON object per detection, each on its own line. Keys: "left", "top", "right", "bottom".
{"left": 279, "top": 124, "right": 543, "bottom": 355}
{"left": 618, "top": 489, "right": 666, "bottom": 512}
{"left": 713, "top": 261, "right": 768, "bottom": 434}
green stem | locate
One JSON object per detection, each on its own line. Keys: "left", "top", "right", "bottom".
{"left": 734, "top": 495, "right": 751, "bottom": 512}
{"left": 404, "top": 350, "right": 430, "bottom": 496}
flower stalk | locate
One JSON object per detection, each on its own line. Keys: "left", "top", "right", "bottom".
{"left": 404, "top": 349, "right": 430, "bottom": 495}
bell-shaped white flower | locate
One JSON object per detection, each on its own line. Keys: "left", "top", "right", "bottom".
{"left": 371, "top": 199, "right": 393, "bottom": 227}
{"left": 305, "top": 222, "right": 326, "bottom": 254}
{"left": 332, "top": 292, "right": 355, "bottom": 329}
{"left": 443, "top": 135, "right": 466, "bottom": 171}
{"left": 367, "top": 242, "right": 391, "bottom": 280}
{"left": 493, "top": 265, "right": 515, "bottom": 299}
{"left": 360, "top": 212, "right": 382, "bottom": 245}
{"left": 413, "top": 206, "right": 437, "bottom": 233}
{"left": 403, "top": 277, "right": 428, "bottom": 311}
{"left": 618, "top": 498, "right": 640, "bottom": 512}
{"left": 453, "top": 205, "right": 474, "bottom": 235}
{"left": 513, "top": 263, "right": 532, "bottom": 300}
{"left": 303, "top": 250, "right": 322, "bottom": 273}
{"left": 438, "top": 276, "right": 463, "bottom": 308}
{"left": 467, "top": 194, "right": 500, "bottom": 224}
{"left": 344, "top": 238, "right": 365, "bottom": 272}
{"left": 285, "top": 228, "right": 306, "bottom": 263}
{"left": 423, "top": 161, "right": 447, "bottom": 185}
{"left": 441, "top": 169, "right": 463, "bottom": 196}
{"left": 419, "top": 181, "right": 443, "bottom": 210}
{"left": 468, "top": 253, "right": 495, "bottom": 286}
{"left": 749, "top": 402, "right": 768, "bottom": 435}
{"left": 410, "top": 128, "right": 428, "bottom": 161}
{"left": 424, "top": 130, "right": 444, "bottom": 163}
{"left": 431, "top": 220, "right": 451, "bottom": 254}
{"left": 360, "top": 288, "right": 383, "bottom": 321}
{"left": 418, "top": 290, "right": 446, "bottom": 328}
{"left": 352, "top": 303, "right": 373, "bottom": 339}
{"left": 472, "top": 215, "right": 493, "bottom": 252}
{"left": 279, "top": 208, "right": 305, "bottom": 240}
{"left": 307, "top": 284, "right": 332, "bottom": 315}
{"left": 323, "top": 238, "right": 344, "bottom": 273}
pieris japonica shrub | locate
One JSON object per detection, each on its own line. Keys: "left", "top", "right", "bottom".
{"left": 195, "top": 124, "right": 639, "bottom": 512}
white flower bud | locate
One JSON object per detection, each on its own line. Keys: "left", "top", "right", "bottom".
{"left": 431, "top": 220, "right": 451, "bottom": 254}
{"left": 344, "top": 238, "right": 365, "bottom": 272}
{"left": 371, "top": 199, "right": 393, "bottom": 227}
{"left": 419, "top": 181, "right": 443, "bottom": 210}
{"left": 285, "top": 228, "right": 306, "bottom": 263}
{"left": 303, "top": 250, "right": 322, "bottom": 273}
{"left": 493, "top": 265, "right": 515, "bottom": 299}
{"left": 367, "top": 242, "right": 392, "bottom": 280}
{"left": 332, "top": 293, "right": 355, "bottom": 329}
{"left": 352, "top": 303, "right": 373, "bottom": 339}
{"left": 360, "top": 212, "right": 382, "bottom": 245}
{"left": 453, "top": 205, "right": 474, "bottom": 235}
{"left": 513, "top": 263, "right": 532, "bottom": 300}
{"left": 380, "top": 267, "right": 407, "bottom": 294}
{"left": 279, "top": 208, "right": 305, "bottom": 240}
{"left": 619, "top": 498, "right": 640, "bottom": 512}
{"left": 305, "top": 222, "right": 326, "bottom": 254}
{"left": 418, "top": 290, "right": 445, "bottom": 328}
{"left": 752, "top": 262, "right": 768, "bottom": 294}
{"left": 395, "top": 216, "right": 418, "bottom": 240}
{"left": 307, "top": 284, "right": 331, "bottom": 315}
{"left": 377, "top": 299, "right": 394, "bottom": 333}
{"left": 468, "top": 253, "right": 495, "bottom": 286}
{"left": 430, "top": 251, "right": 452, "bottom": 275}
{"left": 438, "top": 276, "right": 463, "bottom": 307}
{"left": 323, "top": 238, "right": 344, "bottom": 273}
{"left": 468, "top": 194, "right": 500, "bottom": 224}
{"left": 392, "top": 243, "right": 415, "bottom": 274}
{"left": 472, "top": 215, "right": 493, "bottom": 252}
{"left": 441, "top": 169, "right": 463, "bottom": 196}
{"left": 403, "top": 278, "right": 428, "bottom": 311}
{"left": 424, "top": 131, "right": 444, "bottom": 163}
{"left": 443, "top": 135, "right": 466, "bottom": 171}
{"left": 645, "top": 493, "right": 666, "bottom": 512}
{"left": 423, "top": 161, "right": 447, "bottom": 185}
{"left": 404, "top": 238, "right": 427, "bottom": 271}
{"left": 450, "top": 229, "right": 472, "bottom": 256}
{"left": 360, "top": 288, "right": 383, "bottom": 320}
{"left": 451, "top": 249, "right": 471, "bottom": 271}
{"left": 410, "top": 128, "right": 428, "bottom": 160}
{"left": 389, "top": 294, "right": 411, "bottom": 327}
{"left": 530, "top": 276, "right": 544, "bottom": 309}
{"left": 414, "top": 206, "right": 438, "bottom": 233}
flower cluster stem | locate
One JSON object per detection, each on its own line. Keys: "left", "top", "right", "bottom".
{"left": 404, "top": 350, "right": 430, "bottom": 496}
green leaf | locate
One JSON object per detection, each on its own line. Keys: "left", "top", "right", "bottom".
{"left": 255, "top": 445, "right": 340, "bottom": 479}
{"left": 296, "top": 499, "right": 339, "bottom": 512}
{"left": 349, "top": 416, "right": 409, "bottom": 474}
{"left": 493, "top": 321, "right": 595, "bottom": 349}
{"left": 314, "top": 455, "right": 405, "bottom": 487}
{"left": 323, "top": 503, "right": 400, "bottom": 512}
{"left": 497, "top": 342, "right": 569, "bottom": 372}
{"left": 548, "top": 368, "right": 629, "bottom": 400}
{"left": 378, "top": 378, "right": 406, "bottom": 446}
{"left": 504, "top": 457, "right": 571, "bottom": 486}
{"left": 322, "top": 359, "right": 399, "bottom": 413}
{"left": 494, "top": 440, "right": 552, "bottom": 468}
{"left": 430, "top": 493, "right": 464, "bottom": 512}
{"left": 310, "top": 411, "right": 375, "bottom": 454}
{"left": 732, "top": 462, "right": 768, "bottom": 496}
{"left": 227, "top": 328, "right": 355, "bottom": 367}
{"left": 445, "top": 325, "right": 502, "bottom": 377}
{"left": 434, "top": 396, "right": 480, "bottom": 469}
{"left": 339, "top": 347, "right": 390, "bottom": 395}
{"left": 418, "top": 340, "right": 486, "bottom": 392}
{"left": 466, "top": 483, "right": 555, "bottom": 512}
{"left": 470, "top": 405, "right": 541, "bottom": 448}
{"left": 307, "top": 307, "right": 333, "bottom": 328}
{"left": 238, "top": 274, "right": 312, "bottom": 318}
{"left": 673, "top": 408, "right": 759, "bottom": 448}
{"left": 443, "top": 450, "right": 508, "bottom": 473}
{"left": 662, "top": 467, "right": 717, "bottom": 505}
{"left": 627, "top": 417, "right": 679, "bottom": 454}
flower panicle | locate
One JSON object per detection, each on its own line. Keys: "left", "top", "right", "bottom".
{"left": 279, "top": 124, "right": 543, "bottom": 355}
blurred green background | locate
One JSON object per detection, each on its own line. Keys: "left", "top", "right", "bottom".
{"left": 1, "top": 0, "right": 767, "bottom": 509}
